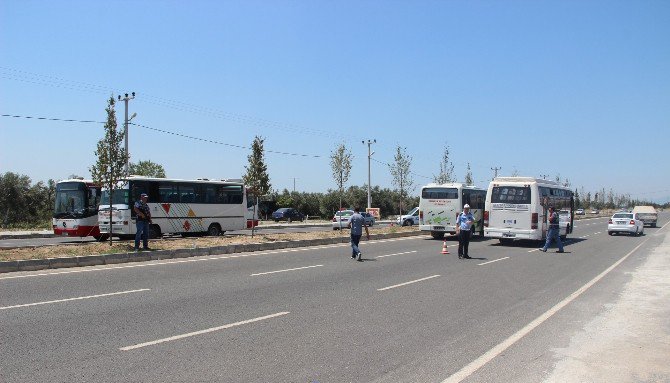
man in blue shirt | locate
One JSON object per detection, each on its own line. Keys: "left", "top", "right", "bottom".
{"left": 540, "top": 206, "right": 564, "bottom": 253}
{"left": 133, "top": 193, "right": 152, "bottom": 251}
{"left": 457, "top": 204, "right": 475, "bottom": 259}
{"left": 349, "top": 207, "right": 370, "bottom": 262}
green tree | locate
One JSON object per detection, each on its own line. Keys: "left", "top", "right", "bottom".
{"left": 90, "top": 96, "right": 128, "bottom": 245}
{"left": 464, "top": 162, "right": 474, "bottom": 185}
{"left": 243, "top": 136, "right": 271, "bottom": 235}
{"left": 129, "top": 160, "right": 166, "bottom": 178}
{"left": 433, "top": 144, "right": 455, "bottom": 184}
{"left": 330, "top": 143, "right": 352, "bottom": 211}
{"left": 389, "top": 146, "right": 414, "bottom": 216}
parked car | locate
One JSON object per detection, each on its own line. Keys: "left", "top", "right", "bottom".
{"left": 361, "top": 212, "right": 375, "bottom": 226}
{"left": 332, "top": 210, "right": 354, "bottom": 230}
{"left": 575, "top": 208, "right": 585, "bottom": 215}
{"left": 272, "top": 208, "right": 304, "bottom": 222}
{"left": 590, "top": 209, "right": 600, "bottom": 214}
{"left": 608, "top": 212, "right": 644, "bottom": 236}
{"left": 396, "top": 207, "right": 419, "bottom": 226}
{"left": 332, "top": 210, "right": 374, "bottom": 230}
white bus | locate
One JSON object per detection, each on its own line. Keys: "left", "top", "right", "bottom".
{"left": 419, "top": 183, "right": 487, "bottom": 239}
{"left": 53, "top": 179, "right": 104, "bottom": 239}
{"left": 484, "top": 177, "right": 574, "bottom": 244}
{"left": 98, "top": 176, "right": 253, "bottom": 239}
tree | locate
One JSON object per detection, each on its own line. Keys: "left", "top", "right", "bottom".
{"left": 433, "top": 144, "right": 455, "bottom": 184}
{"left": 464, "top": 163, "right": 474, "bottom": 185}
{"left": 90, "top": 96, "right": 128, "bottom": 245}
{"left": 243, "top": 136, "right": 271, "bottom": 235}
{"left": 389, "top": 146, "right": 414, "bottom": 215}
{"left": 129, "top": 160, "right": 166, "bottom": 178}
{"left": 330, "top": 143, "right": 352, "bottom": 212}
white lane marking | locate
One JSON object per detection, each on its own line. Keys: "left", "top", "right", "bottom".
{"left": 250, "top": 264, "right": 323, "bottom": 276}
{"left": 441, "top": 240, "right": 647, "bottom": 383}
{"left": 0, "top": 289, "right": 150, "bottom": 310}
{"left": 528, "top": 248, "right": 541, "bottom": 253}
{"left": 0, "top": 237, "right": 423, "bottom": 281}
{"left": 120, "top": 311, "right": 290, "bottom": 351}
{"left": 477, "top": 257, "right": 509, "bottom": 266}
{"left": 377, "top": 275, "right": 440, "bottom": 291}
{"left": 376, "top": 250, "right": 418, "bottom": 259}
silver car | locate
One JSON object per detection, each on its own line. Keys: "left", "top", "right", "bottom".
{"left": 608, "top": 212, "right": 644, "bottom": 236}
{"left": 332, "top": 210, "right": 374, "bottom": 230}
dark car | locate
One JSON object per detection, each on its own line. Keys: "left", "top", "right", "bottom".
{"left": 272, "top": 208, "right": 304, "bottom": 222}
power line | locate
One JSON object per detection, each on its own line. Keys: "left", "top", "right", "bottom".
{"left": 0, "top": 66, "right": 357, "bottom": 143}
{"left": 0, "top": 113, "right": 322, "bottom": 158}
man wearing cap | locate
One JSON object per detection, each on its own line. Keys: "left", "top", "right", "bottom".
{"left": 456, "top": 204, "right": 475, "bottom": 259}
{"left": 133, "top": 193, "right": 152, "bottom": 251}
{"left": 539, "top": 205, "right": 564, "bottom": 253}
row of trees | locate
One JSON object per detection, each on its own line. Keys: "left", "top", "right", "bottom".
{"left": 2, "top": 96, "right": 664, "bottom": 228}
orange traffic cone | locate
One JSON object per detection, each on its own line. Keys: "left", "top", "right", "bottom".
{"left": 441, "top": 240, "right": 449, "bottom": 254}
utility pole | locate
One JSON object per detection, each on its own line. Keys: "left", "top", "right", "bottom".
{"left": 491, "top": 166, "right": 501, "bottom": 180}
{"left": 293, "top": 178, "right": 298, "bottom": 193}
{"left": 363, "top": 139, "right": 376, "bottom": 209}
{"left": 118, "top": 92, "right": 136, "bottom": 175}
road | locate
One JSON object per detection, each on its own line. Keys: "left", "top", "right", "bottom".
{"left": 1, "top": 215, "right": 667, "bottom": 382}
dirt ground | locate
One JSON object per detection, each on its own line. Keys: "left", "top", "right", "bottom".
{"left": 0, "top": 226, "right": 418, "bottom": 262}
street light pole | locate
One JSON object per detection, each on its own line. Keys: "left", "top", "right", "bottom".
{"left": 118, "top": 92, "right": 135, "bottom": 175}
{"left": 362, "top": 139, "right": 376, "bottom": 209}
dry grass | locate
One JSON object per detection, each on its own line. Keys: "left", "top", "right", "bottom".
{"left": 0, "top": 226, "right": 419, "bottom": 262}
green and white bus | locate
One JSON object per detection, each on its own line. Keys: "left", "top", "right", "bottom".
{"left": 419, "top": 183, "right": 487, "bottom": 239}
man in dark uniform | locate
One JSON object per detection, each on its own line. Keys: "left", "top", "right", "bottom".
{"left": 134, "top": 193, "right": 152, "bottom": 251}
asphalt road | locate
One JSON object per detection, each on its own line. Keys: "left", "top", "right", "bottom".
{"left": 1, "top": 215, "right": 666, "bottom": 382}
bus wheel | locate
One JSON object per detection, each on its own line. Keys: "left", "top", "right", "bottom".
{"left": 207, "top": 224, "right": 222, "bottom": 236}
{"left": 149, "top": 225, "right": 162, "bottom": 239}
{"left": 431, "top": 232, "right": 444, "bottom": 240}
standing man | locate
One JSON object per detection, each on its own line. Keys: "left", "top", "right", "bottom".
{"left": 540, "top": 205, "right": 564, "bottom": 253}
{"left": 134, "top": 193, "right": 152, "bottom": 251}
{"left": 349, "top": 207, "right": 370, "bottom": 262}
{"left": 456, "top": 204, "right": 475, "bottom": 259}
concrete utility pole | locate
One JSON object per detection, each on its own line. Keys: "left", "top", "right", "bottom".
{"left": 491, "top": 166, "right": 501, "bottom": 180}
{"left": 118, "top": 92, "right": 136, "bottom": 175}
{"left": 363, "top": 139, "right": 376, "bottom": 209}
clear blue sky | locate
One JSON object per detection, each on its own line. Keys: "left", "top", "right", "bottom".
{"left": 1, "top": 0, "right": 668, "bottom": 203}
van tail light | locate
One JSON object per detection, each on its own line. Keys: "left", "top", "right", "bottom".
{"left": 630, "top": 220, "right": 635, "bottom": 225}
{"left": 484, "top": 211, "right": 489, "bottom": 227}
{"left": 332, "top": 217, "right": 337, "bottom": 222}
{"left": 531, "top": 213, "right": 538, "bottom": 229}
{"left": 608, "top": 219, "right": 613, "bottom": 224}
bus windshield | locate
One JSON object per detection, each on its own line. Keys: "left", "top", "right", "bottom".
{"left": 421, "top": 187, "right": 458, "bottom": 199}
{"left": 100, "top": 189, "right": 130, "bottom": 206}
{"left": 491, "top": 186, "right": 531, "bottom": 204}
{"left": 54, "top": 182, "right": 88, "bottom": 217}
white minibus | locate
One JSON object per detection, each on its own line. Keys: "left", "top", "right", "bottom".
{"left": 484, "top": 177, "right": 574, "bottom": 244}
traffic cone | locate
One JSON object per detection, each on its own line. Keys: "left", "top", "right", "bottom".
{"left": 441, "top": 240, "right": 449, "bottom": 254}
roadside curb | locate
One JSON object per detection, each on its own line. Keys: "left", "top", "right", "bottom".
{"left": 0, "top": 230, "right": 422, "bottom": 274}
